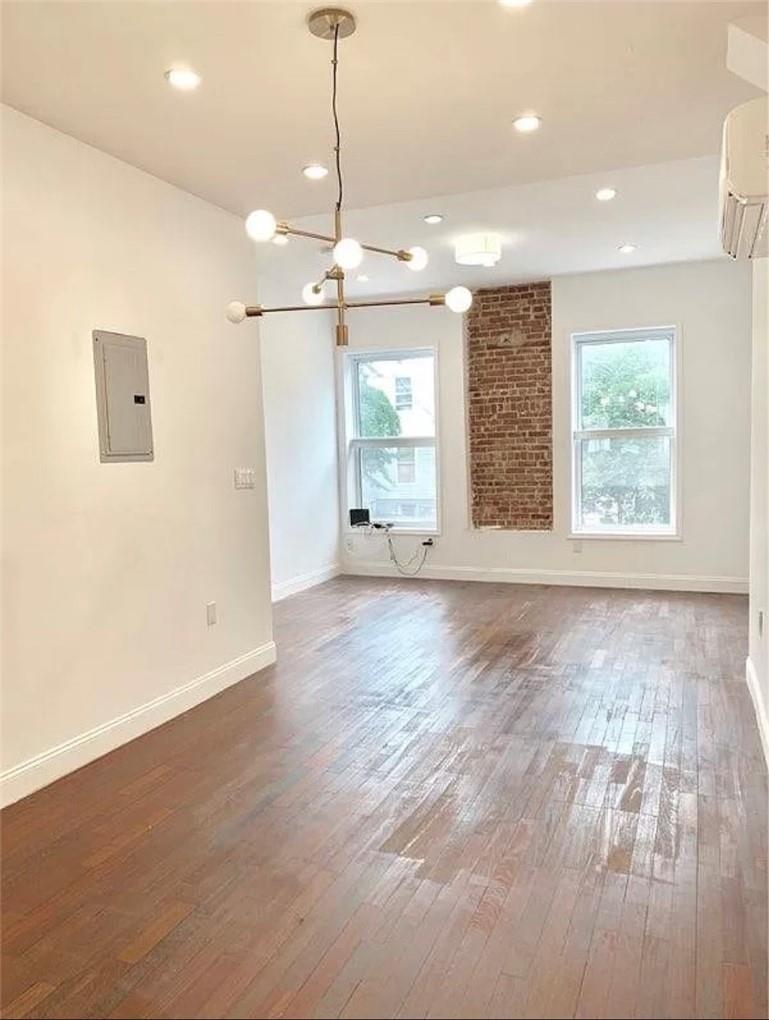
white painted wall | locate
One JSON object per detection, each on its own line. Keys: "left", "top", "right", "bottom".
{"left": 259, "top": 306, "right": 340, "bottom": 600}
{"left": 342, "top": 259, "right": 752, "bottom": 592}
{"left": 748, "top": 256, "right": 769, "bottom": 762}
{"left": 1, "top": 107, "right": 275, "bottom": 805}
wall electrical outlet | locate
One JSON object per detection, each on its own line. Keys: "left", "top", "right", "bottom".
{"left": 234, "top": 467, "right": 256, "bottom": 489}
{"left": 573, "top": 540, "right": 583, "bottom": 554}
{"left": 206, "top": 602, "right": 217, "bottom": 626}
{"left": 345, "top": 537, "right": 355, "bottom": 553}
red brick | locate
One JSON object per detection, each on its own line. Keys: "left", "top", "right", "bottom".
{"left": 466, "top": 281, "right": 553, "bottom": 530}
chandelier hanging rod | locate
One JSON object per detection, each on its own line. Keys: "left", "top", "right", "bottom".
{"left": 226, "top": 7, "right": 473, "bottom": 345}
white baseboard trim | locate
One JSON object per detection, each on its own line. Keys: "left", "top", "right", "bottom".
{"left": 342, "top": 561, "right": 748, "bottom": 595}
{"left": 272, "top": 562, "right": 340, "bottom": 602}
{"left": 746, "top": 656, "right": 769, "bottom": 770}
{"left": 0, "top": 641, "right": 277, "bottom": 809}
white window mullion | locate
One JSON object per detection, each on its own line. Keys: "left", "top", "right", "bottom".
{"left": 350, "top": 436, "right": 436, "bottom": 450}
{"left": 574, "top": 426, "right": 675, "bottom": 442}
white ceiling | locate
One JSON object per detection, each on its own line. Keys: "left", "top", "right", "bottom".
{"left": 255, "top": 154, "right": 727, "bottom": 298}
{"left": 1, "top": 0, "right": 762, "bottom": 219}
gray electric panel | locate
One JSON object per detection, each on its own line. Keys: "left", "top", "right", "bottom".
{"left": 93, "top": 330, "right": 154, "bottom": 463}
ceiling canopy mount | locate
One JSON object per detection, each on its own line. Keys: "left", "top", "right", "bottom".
{"left": 307, "top": 7, "right": 356, "bottom": 41}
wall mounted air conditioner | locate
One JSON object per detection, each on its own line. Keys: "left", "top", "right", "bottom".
{"left": 720, "top": 95, "right": 768, "bottom": 259}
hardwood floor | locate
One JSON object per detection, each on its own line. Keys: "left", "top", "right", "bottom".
{"left": 1, "top": 578, "right": 766, "bottom": 1020}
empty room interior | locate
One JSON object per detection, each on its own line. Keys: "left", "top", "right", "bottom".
{"left": 2, "top": 1, "right": 769, "bottom": 1018}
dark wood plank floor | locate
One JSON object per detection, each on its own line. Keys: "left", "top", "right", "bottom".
{"left": 1, "top": 578, "right": 766, "bottom": 1020}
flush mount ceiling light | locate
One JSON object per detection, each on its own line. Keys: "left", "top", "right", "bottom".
{"left": 424, "top": 214, "right": 444, "bottom": 225}
{"left": 596, "top": 187, "right": 618, "bottom": 202}
{"left": 499, "top": 0, "right": 533, "bottom": 7}
{"left": 303, "top": 163, "right": 329, "bottom": 180}
{"left": 618, "top": 243, "right": 638, "bottom": 253}
{"left": 513, "top": 114, "right": 541, "bottom": 133}
{"left": 455, "top": 233, "right": 503, "bottom": 268}
{"left": 164, "top": 67, "right": 201, "bottom": 91}
{"left": 227, "top": 7, "right": 472, "bottom": 345}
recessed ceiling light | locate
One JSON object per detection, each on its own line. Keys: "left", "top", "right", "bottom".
{"left": 513, "top": 114, "right": 541, "bottom": 133}
{"left": 302, "top": 163, "right": 329, "bottom": 180}
{"left": 499, "top": 0, "right": 533, "bottom": 7}
{"left": 596, "top": 187, "right": 617, "bottom": 202}
{"left": 356, "top": 274, "right": 369, "bottom": 282}
{"left": 618, "top": 243, "right": 637, "bottom": 254}
{"left": 424, "top": 214, "right": 444, "bottom": 225}
{"left": 272, "top": 234, "right": 289, "bottom": 246}
{"left": 455, "top": 233, "right": 502, "bottom": 268}
{"left": 164, "top": 68, "right": 201, "bottom": 91}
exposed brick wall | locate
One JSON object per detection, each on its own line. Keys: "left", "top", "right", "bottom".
{"left": 466, "top": 281, "right": 553, "bottom": 530}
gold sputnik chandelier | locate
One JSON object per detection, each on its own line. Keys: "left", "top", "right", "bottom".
{"left": 226, "top": 6, "right": 473, "bottom": 346}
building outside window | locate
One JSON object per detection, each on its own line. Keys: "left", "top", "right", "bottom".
{"left": 397, "top": 447, "right": 416, "bottom": 484}
{"left": 395, "top": 376, "right": 413, "bottom": 411}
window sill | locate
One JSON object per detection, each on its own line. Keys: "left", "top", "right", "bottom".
{"left": 569, "top": 531, "right": 681, "bottom": 542}
{"left": 347, "top": 526, "right": 440, "bottom": 538}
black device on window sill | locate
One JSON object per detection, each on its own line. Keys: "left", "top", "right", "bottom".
{"left": 349, "top": 508, "right": 370, "bottom": 528}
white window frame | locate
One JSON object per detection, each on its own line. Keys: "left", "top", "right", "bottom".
{"left": 570, "top": 325, "right": 680, "bottom": 540}
{"left": 339, "top": 347, "right": 441, "bottom": 535}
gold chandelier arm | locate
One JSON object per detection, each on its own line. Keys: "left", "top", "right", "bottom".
{"left": 345, "top": 294, "right": 445, "bottom": 309}
{"left": 244, "top": 303, "right": 332, "bottom": 316}
{"left": 243, "top": 294, "right": 445, "bottom": 318}
{"left": 360, "top": 242, "right": 412, "bottom": 262}
{"left": 278, "top": 223, "right": 413, "bottom": 264}
{"left": 277, "top": 223, "right": 336, "bottom": 245}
